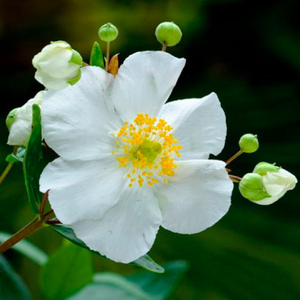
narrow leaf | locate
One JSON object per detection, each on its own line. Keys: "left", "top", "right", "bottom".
{"left": 23, "top": 104, "right": 44, "bottom": 214}
{"left": 0, "top": 256, "right": 32, "bottom": 300}
{"left": 0, "top": 232, "right": 48, "bottom": 266}
{"left": 40, "top": 243, "right": 93, "bottom": 300}
{"left": 52, "top": 224, "right": 164, "bottom": 273}
{"left": 90, "top": 42, "right": 104, "bottom": 69}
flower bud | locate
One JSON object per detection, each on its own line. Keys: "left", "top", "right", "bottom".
{"left": 155, "top": 22, "right": 182, "bottom": 47}
{"left": 239, "top": 173, "right": 271, "bottom": 202}
{"left": 98, "top": 23, "right": 119, "bottom": 42}
{"left": 252, "top": 162, "right": 297, "bottom": 205}
{"left": 32, "top": 41, "right": 83, "bottom": 91}
{"left": 7, "top": 91, "right": 46, "bottom": 147}
{"left": 239, "top": 133, "right": 259, "bottom": 153}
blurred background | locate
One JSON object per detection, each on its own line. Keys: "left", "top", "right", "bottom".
{"left": 0, "top": 0, "right": 300, "bottom": 299}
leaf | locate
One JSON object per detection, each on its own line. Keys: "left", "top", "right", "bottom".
{"left": 52, "top": 224, "right": 164, "bottom": 273}
{"left": 6, "top": 148, "right": 26, "bottom": 163}
{"left": 0, "top": 232, "right": 48, "bottom": 266}
{"left": 68, "top": 273, "right": 152, "bottom": 300}
{"left": 23, "top": 104, "right": 44, "bottom": 214}
{"left": 127, "top": 260, "right": 188, "bottom": 300}
{"left": 0, "top": 256, "right": 32, "bottom": 300}
{"left": 40, "top": 243, "right": 93, "bottom": 300}
{"left": 108, "top": 54, "right": 119, "bottom": 76}
{"left": 68, "top": 261, "right": 188, "bottom": 300}
{"left": 90, "top": 42, "right": 104, "bottom": 69}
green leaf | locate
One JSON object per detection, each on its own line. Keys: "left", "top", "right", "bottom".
{"left": 90, "top": 42, "right": 104, "bottom": 69}
{"left": 68, "top": 273, "right": 152, "bottom": 300}
{"left": 23, "top": 104, "right": 44, "bottom": 214}
{"left": 127, "top": 260, "right": 188, "bottom": 300}
{"left": 6, "top": 148, "right": 26, "bottom": 163}
{"left": 40, "top": 243, "right": 93, "bottom": 300}
{"left": 0, "top": 232, "right": 48, "bottom": 266}
{"left": 68, "top": 261, "right": 188, "bottom": 300}
{"left": 52, "top": 224, "right": 164, "bottom": 273}
{"left": 0, "top": 256, "right": 32, "bottom": 300}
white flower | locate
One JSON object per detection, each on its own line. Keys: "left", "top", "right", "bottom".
{"left": 40, "top": 51, "right": 233, "bottom": 263}
{"left": 32, "top": 41, "right": 82, "bottom": 91}
{"left": 7, "top": 91, "right": 46, "bottom": 147}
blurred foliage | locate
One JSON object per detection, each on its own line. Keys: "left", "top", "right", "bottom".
{"left": 0, "top": 0, "right": 300, "bottom": 299}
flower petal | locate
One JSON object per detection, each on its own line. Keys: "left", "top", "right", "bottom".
{"left": 71, "top": 187, "right": 162, "bottom": 263}
{"left": 158, "top": 93, "right": 226, "bottom": 159}
{"left": 258, "top": 168, "right": 298, "bottom": 205}
{"left": 111, "top": 51, "right": 185, "bottom": 122}
{"left": 155, "top": 160, "right": 233, "bottom": 234}
{"left": 40, "top": 156, "right": 124, "bottom": 224}
{"left": 42, "top": 66, "right": 122, "bottom": 161}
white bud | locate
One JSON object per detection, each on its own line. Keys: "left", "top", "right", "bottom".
{"left": 7, "top": 91, "right": 46, "bottom": 147}
{"left": 252, "top": 162, "right": 297, "bottom": 205}
{"left": 32, "top": 41, "right": 82, "bottom": 91}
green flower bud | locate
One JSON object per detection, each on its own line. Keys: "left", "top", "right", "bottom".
{"left": 155, "top": 22, "right": 182, "bottom": 47}
{"left": 253, "top": 162, "right": 280, "bottom": 175}
{"left": 239, "top": 133, "right": 259, "bottom": 153}
{"left": 239, "top": 173, "right": 270, "bottom": 202}
{"left": 6, "top": 108, "right": 18, "bottom": 131}
{"left": 98, "top": 23, "right": 119, "bottom": 42}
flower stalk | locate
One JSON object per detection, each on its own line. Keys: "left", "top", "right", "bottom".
{"left": 226, "top": 149, "right": 243, "bottom": 165}
{"left": 0, "top": 210, "right": 54, "bottom": 255}
{"left": 105, "top": 42, "right": 111, "bottom": 71}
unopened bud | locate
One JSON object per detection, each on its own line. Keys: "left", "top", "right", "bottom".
{"left": 239, "top": 133, "right": 259, "bottom": 153}
{"left": 98, "top": 23, "right": 119, "bottom": 42}
{"left": 155, "top": 22, "right": 182, "bottom": 47}
{"left": 239, "top": 173, "right": 270, "bottom": 202}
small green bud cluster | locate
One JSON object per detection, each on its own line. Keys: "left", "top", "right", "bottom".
{"left": 239, "top": 162, "right": 297, "bottom": 205}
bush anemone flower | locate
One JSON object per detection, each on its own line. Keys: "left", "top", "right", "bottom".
{"left": 40, "top": 51, "right": 233, "bottom": 263}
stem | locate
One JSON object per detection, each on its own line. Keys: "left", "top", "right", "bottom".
{"left": 0, "top": 146, "right": 18, "bottom": 186}
{"left": 105, "top": 42, "right": 111, "bottom": 71}
{"left": 0, "top": 210, "right": 54, "bottom": 255}
{"left": 226, "top": 149, "right": 243, "bottom": 165}
{"left": 162, "top": 42, "right": 167, "bottom": 52}
{"left": 0, "top": 162, "right": 14, "bottom": 185}
{"left": 229, "top": 175, "right": 242, "bottom": 183}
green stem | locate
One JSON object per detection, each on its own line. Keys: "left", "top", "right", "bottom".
{"left": 0, "top": 210, "right": 55, "bottom": 255}
{"left": 0, "top": 146, "right": 18, "bottom": 185}
{"left": 0, "top": 162, "right": 14, "bottom": 185}
{"left": 226, "top": 149, "right": 243, "bottom": 165}
{"left": 105, "top": 42, "right": 111, "bottom": 71}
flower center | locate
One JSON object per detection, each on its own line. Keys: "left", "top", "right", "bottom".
{"left": 112, "top": 113, "right": 182, "bottom": 188}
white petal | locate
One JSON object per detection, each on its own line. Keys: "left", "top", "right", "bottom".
{"left": 258, "top": 168, "right": 297, "bottom": 205}
{"left": 111, "top": 51, "right": 185, "bottom": 122}
{"left": 155, "top": 160, "right": 233, "bottom": 234}
{"left": 158, "top": 93, "right": 227, "bottom": 159}
{"left": 40, "top": 157, "right": 124, "bottom": 224}
{"left": 42, "top": 66, "right": 122, "bottom": 161}
{"left": 71, "top": 187, "right": 162, "bottom": 263}
{"left": 35, "top": 70, "right": 70, "bottom": 90}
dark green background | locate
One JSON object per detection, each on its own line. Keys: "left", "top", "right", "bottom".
{"left": 0, "top": 0, "right": 299, "bottom": 299}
